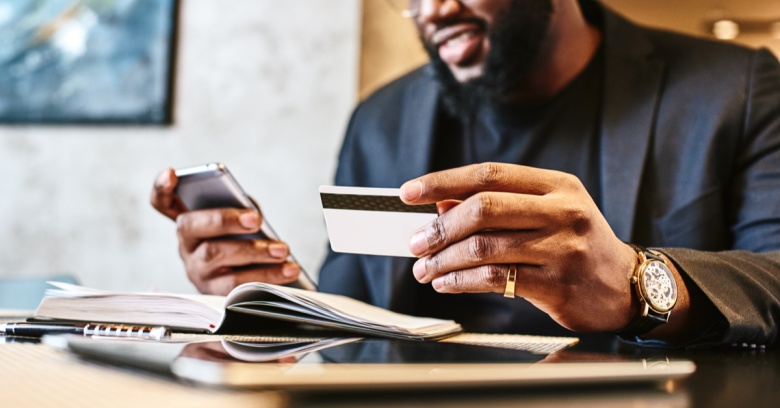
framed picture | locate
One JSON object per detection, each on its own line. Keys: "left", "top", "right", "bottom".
{"left": 0, "top": 0, "right": 178, "bottom": 124}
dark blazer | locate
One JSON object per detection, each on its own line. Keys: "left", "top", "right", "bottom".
{"left": 319, "top": 1, "right": 780, "bottom": 347}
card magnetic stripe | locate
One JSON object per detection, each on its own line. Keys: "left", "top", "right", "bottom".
{"left": 320, "top": 193, "right": 438, "bottom": 214}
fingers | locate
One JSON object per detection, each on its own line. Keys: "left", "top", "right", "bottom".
{"left": 181, "top": 237, "right": 300, "bottom": 296}
{"left": 411, "top": 231, "right": 547, "bottom": 284}
{"left": 152, "top": 167, "right": 303, "bottom": 297}
{"left": 428, "top": 263, "right": 539, "bottom": 296}
{"left": 409, "top": 192, "right": 557, "bottom": 257}
{"left": 435, "top": 199, "right": 461, "bottom": 215}
{"left": 184, "top": 239, "right": 291, "bottom": 277}
{"left": 400, "top": 162, "right": 571, "bottom": 204}
{"left": 197, "top": 263, "right": 301, "bottom": 296}
{"left": 151, "top": 168, "right": 187, "bottom": 220}
{"left": 411, "top": 230, "right": 579, "bottom": 301}
{"left": 174, "top": 206, "right": 301, "bottom": 296}
{"left": 176, "top": 208, "right": 264, "bottom": 252}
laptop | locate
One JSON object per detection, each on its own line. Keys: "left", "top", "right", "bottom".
{"left": 52, "top": 336, "right": 695, "bottom": 391}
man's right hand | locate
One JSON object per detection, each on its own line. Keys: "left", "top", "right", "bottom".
{"left": 149, "top": 168, "right": 301, "bottom": 295}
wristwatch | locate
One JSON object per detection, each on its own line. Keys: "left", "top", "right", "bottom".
{"left": 618, "top": 244, "right": 678, "bottom": 337}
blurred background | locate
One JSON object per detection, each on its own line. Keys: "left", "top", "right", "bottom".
{"left": 1, "top": 0, "right": 778, "bottom": 294}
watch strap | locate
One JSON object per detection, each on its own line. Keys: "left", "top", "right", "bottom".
{"left": 618, "top": 309, "right": 669, "bottom": 337}
{"left": 617, "top": 243, "right": 672, "bottom": 337}
{"left": 625, "top": 242, "right": 664, "bottom": 263}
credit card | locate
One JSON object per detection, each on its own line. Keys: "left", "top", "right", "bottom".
{"left": 319, "top": 186, "right": 438, "bottom": 257}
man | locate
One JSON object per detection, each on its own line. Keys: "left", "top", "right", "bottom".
{"left": 152, "top": 0, "right": 780, "bottom": 348}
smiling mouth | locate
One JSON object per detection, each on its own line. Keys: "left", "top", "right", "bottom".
{"left": 435, "top": 25, "right": 485, "bottom": 67}
{"left": 444, "top": 30, "right": 477, "bottom": 47}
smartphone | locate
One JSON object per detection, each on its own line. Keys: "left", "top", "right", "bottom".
{"left": 174, "top": 162, "right": 316, "bottom": 291}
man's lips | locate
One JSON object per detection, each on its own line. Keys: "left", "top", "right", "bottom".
{"left": 431, "top": 23, "right": 485, "bottom": 66}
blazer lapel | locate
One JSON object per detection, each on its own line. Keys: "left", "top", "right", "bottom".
{"left": 599, "top": 9, "right": 666, "bottom": 241}
{"left": 373, "top": 69, "right": 440, "bottom": 310}
{"left": 397, "top": 67, "right": 441, "bottom": 183}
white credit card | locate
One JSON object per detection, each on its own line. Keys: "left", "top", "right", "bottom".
{"left": 319, "top": 186, "right": 439, "bottom": 258}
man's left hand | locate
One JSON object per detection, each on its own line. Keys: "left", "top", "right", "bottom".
{"left": 400, "top": 162, "right": 639, "bottom": 333}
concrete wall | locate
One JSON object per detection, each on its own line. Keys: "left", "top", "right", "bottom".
{"left": 0, "top": 0, "right": 361, "bottom": 292}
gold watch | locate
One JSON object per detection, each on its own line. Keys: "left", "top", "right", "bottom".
{"left": 618, "top": 244, "right": 678, "bottom": 337}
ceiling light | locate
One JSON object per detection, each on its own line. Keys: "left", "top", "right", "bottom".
{"left": 712, "top": 20, "right": 740, "bottom": 40}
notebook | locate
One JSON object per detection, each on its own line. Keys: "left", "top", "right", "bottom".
{"left": 32, "top": 282, "right": 462, "bottom": 341}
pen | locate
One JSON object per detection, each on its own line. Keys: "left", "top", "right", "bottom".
{"left": 0, "top": 322, "right": 171, "bottom": 341}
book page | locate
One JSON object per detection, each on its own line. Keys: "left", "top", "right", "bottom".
{"left": 36, "top": 282, "right": 228, "bottom": 332}
{"left": 45, "top": 282, "right": 226, "bottom": 311}
{"left": 36, "top": 282, "right": 462, "bottom": 339}
{"left": 227, "top": 283, "right": 461, "bottom": 337}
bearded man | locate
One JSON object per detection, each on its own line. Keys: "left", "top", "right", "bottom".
{"left": 152, "top": 0, "right": 780, "bottom": 348}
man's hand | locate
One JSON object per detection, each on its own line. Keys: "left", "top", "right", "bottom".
{"left": 399, "top": 163, "right": 638, "bottom": 333}
{"left": 150, "top": 168, "right": 300, "bottom": 295}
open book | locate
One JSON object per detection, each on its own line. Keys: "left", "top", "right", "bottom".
{"left": 33, "top": 282, "right": 462, "bottom": 341}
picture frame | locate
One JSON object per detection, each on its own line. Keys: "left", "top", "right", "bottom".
{"left": 0, "top": 0, "right": 178, "bottom": 124}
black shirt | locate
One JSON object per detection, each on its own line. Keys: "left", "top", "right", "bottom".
{"left": 434, "top": 45, "right": 604, "bottom": 208}
{"left": 403, "top": 46, "right": 609, "bottom": 340}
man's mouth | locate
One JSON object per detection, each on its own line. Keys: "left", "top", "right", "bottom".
{"left": 432, "top": 23, "right": 485, "bottom": 66}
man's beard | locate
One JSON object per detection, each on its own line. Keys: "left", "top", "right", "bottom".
{"left": 423, "top": 0, "right": 554, "bottom": 118}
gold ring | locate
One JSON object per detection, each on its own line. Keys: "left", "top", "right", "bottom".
{"left": 504, "top": 264, "right": 518, "bottom": 298}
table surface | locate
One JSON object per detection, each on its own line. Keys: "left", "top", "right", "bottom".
{"left": 1, "top": 313, "right": 777, "bottom": 408}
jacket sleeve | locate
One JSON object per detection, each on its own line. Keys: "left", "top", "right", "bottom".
{"left": 664, "top": 249, "right": 780, "bottom": 347}
{"left": 660, "top": 48, "right": 780, "bottom": 348}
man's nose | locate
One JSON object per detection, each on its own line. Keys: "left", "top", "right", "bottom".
{"left": 417, "top": 0, "right": 463, "bottom": 24}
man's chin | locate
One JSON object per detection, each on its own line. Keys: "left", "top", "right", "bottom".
{"left": 449, "top": 64, "right": 486, "bottom": 83}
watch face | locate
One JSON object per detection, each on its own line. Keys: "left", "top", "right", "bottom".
{"left": 639, "top": 260, "right": 678, "bottom": 313}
